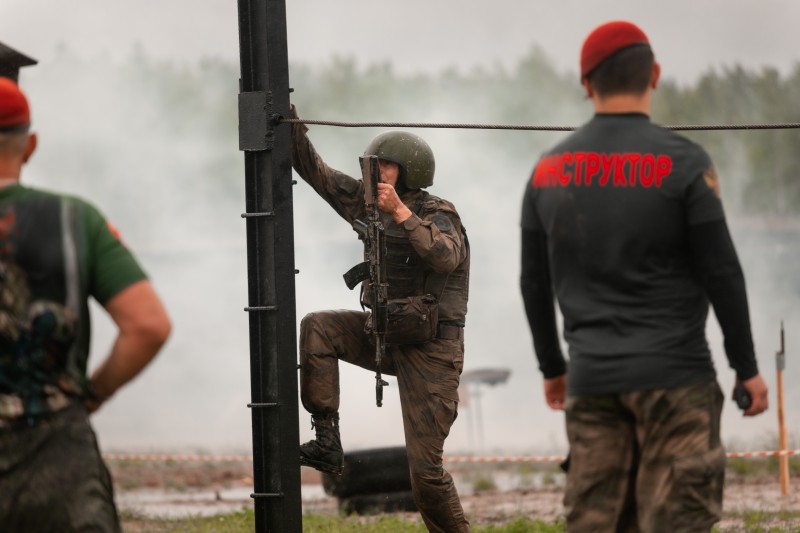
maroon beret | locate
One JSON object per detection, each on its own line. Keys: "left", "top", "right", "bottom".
{"left": 0, "top": 77, "right": 30, "bottom": 129}
{"left": 580, "top": 21, "right": 650, "bottom": 79}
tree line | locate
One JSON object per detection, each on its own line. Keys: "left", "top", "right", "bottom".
{"left": 28, "top": 45, "right": 800, "bottom": 216}
{"left": 290, "top": 47, "right": 800, "bottom": 216}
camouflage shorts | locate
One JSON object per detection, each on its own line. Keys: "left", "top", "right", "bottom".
{"left": 564, "top": 380, "right": 725, "bottom": 533}
{"left": 0, "top": 404, "right": 120, "bottom": 532}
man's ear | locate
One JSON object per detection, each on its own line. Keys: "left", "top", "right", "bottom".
{"left": 22, "top": 133, "right": 37, "bottom": 163}
{"left": 651, "top": 62, "right": 661, "bottom": 90}
{"left": 582, "top": 78, "right": 594, "bottom": 99}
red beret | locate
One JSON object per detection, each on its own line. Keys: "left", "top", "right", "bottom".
{"left": 0, "top": 77, "right": 31, "bottom": 130}
{"left": 580, "top": 21, "right": 650, "bottom": 79}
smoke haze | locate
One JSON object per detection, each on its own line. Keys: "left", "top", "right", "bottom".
{"left": 1, "top": 1, "right": 798, "bottom": 456}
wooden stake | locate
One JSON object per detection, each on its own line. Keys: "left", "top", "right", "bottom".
{"left": 776, "top": 321, "right": 789, "bottom": 495}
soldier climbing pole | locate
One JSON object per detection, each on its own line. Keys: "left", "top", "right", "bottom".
{"left": 236, "top": 1, "right": 302, "bottom": 531}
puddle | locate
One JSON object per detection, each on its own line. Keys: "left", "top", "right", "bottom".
{"left": 453, "top": 470, "right": 565, "bottom": 495}
{"left": 117, "top": 484, "right": 332, "bottom": 518}
{"left": 116, "top": 471, "right": 563, "bottom": 518}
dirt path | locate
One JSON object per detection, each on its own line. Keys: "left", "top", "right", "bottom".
{"left": 456, "top": 482, "right": 800, "bottom": 529}
{"left": 111, "top": 460, "right": 800, "bottom": 529}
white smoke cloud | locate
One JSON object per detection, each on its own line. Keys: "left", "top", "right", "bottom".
{"left": 7, "top": 14, "right": 798, "bottom": 459}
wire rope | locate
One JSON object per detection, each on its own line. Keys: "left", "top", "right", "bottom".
{"left": 282, "top": 117, "right": 800, "bottom": 132}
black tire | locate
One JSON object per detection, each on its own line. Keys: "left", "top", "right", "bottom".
{"left": 322, "top": 446, "right": 412, "bottom": 498}
{"left": 339, "top": 490, "right": 418, "bottom": 515}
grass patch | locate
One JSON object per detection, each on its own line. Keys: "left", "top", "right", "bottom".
{"left": 471, "top": 476, "right": 498, "bottom": 493}
{"left": 712, "top": 509, "right": 800, "bottom": 533}
{"left": 122, "top": 510, "right": 566, "bottom": 532}
{"left": 726, "top": 456, "right": 800, "bottom": 479}
{"left": 305, "top": 515, "right": 567, "bottom": 532}
{"left": 120, "top": 507, "right": 255, "bottom": 532}
{"left": 121, "top": 508, "right": 800, "bottom": 532}
{"left": 476, "top": 517, "right": 566, "bottom": 532}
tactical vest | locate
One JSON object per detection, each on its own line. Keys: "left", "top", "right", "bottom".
{"left": 360, "top": 192, "right": 469, "bottom": 325}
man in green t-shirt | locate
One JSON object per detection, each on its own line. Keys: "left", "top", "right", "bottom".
{"left": 0, "top": 77, "right": 171, "bottom": 531}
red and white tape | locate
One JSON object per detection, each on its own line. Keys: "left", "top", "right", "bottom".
{"left": 102, "top": 449, "right": 800, "bottom": 463}
{"left": 444, "top": 455, "right": 567, "bottom": 464}
{"left": 726, "top": 449, "right": 799, "bottom": 459}
{"left": 103, "top": 453, "right": 252, "bottom": 463}
{"left": 446, "top": 450, "right": 800, "bottom": 463}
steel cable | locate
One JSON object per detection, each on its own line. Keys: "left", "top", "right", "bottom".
{"left": 282, "top": 117, "right": 800, "bottom": 132}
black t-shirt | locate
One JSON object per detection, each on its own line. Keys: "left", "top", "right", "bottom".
{"left": 521, "top": 113, "right": 732, "bottom": 395}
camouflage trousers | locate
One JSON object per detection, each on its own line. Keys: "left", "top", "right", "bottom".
{"left": 564, "top": 380, "right": 726, "bottom": 533}
{"left": 300, "top": 310, "right": 470, "bottom": 533}
{"left": 0, "top": 403, "right": 120, "bottom": 533}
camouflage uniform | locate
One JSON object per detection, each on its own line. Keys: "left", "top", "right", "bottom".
{"left": 564, "top": 380, "right": 725, "bottom": 532}
{"left": 292, "top": 118, "right": 470, "bottom": 533}
{"left": 0, "top": 404, "right": 120, "bottom": 532}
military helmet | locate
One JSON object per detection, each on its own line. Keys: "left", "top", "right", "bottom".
{"left": 363, "top": 131, "right": 435, "bottom": 189}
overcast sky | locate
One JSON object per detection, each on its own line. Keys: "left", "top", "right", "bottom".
{"left": 2, "top": 0, "right": 799, "bottom": 86}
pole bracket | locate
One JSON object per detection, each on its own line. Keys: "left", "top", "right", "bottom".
{"left": 239, "top": 90, "right": 280, "bottom": 151}
{"left": 251, "top": 492, "right": 283, "bottom": 499}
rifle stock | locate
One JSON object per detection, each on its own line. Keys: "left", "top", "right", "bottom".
{"left": 342, "top": 156, "right": 389, "bottom": 406}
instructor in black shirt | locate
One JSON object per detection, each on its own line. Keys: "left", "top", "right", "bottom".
{"left": 520, "top": 20, "right": 768, "bottom": 532}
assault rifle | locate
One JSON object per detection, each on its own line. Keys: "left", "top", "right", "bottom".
{"left": 343, "top": 156, "right": 390, "bottom": 407}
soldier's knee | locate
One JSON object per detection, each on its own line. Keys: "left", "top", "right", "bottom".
{"left": 300, "top": 312, "right": 330, "bottom": 348}
{"left": 300, "top": 312, "right": 322, "bottom": 333}
{"left": 410, "top": 462, "right": 448, "bottom": 492}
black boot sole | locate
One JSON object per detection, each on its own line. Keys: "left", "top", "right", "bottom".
{"left": 299, "top": 454, "right": 343, "bottom": 476}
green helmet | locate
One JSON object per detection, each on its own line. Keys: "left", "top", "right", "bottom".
{"left": 363, "top": 131, "right": 435, "bottom": 189}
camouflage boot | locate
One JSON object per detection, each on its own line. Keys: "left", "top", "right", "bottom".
{"left": 299, "top": 413, "right": 343, "bottom": 475}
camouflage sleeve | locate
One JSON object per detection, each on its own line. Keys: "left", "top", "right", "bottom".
{"left": 401, "top": 198, "right": 466, "bottom": 274}
{"left": 289, "top": 107, "right": 364, "bottom": 224}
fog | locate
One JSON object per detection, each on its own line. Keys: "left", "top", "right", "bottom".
{"left": 1, "top": 1, "right": 798, "bottom": 457}
{"left": 3, "top": 0, "right": 800, "bottom": 86}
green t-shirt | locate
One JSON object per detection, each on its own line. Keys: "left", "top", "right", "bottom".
{"left": 0, "top": 184, "right": 147, "bottom": 419}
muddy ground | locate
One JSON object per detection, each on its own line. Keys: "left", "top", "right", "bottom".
{"left": 109, "top": 459, "right": 800, "bottom": 530}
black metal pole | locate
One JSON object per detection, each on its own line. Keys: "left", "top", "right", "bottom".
{"left": 236, "top": 1, "right": 302, "bottom": 531}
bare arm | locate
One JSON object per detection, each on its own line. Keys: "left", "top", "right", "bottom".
{"left": 86, "top": 280, "right": 171, "bottom": 412}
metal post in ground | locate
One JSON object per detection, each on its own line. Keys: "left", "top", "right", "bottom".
{"left": 236, "top": 0, "right": 302, "bottom": 531}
